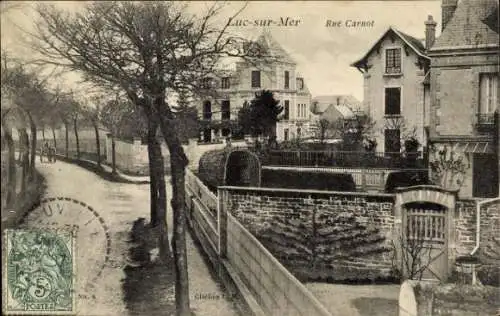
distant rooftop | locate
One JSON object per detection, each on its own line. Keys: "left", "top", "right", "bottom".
{"left": 311, "top": 95, "right": 362, "bottom": 114}
{"left": 252, "top": 29, "right": 296, "bottom": 64}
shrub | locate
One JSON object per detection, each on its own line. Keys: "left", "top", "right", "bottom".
{"left": 261, "top": 169, "right": 356, "bottom": 191}
{"left": 385, "top": 170, "right": 429, "bottom": 193}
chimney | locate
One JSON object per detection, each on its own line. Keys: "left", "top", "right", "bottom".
{"left": 424, "top": 15, "right": 437, "bottom": 50}
{"left": 441, "top": 0, "right": 458, "bottom": 31}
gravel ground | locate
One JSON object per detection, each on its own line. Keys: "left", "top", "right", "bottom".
{"left": 305, "top": 283, "right": 400, "bottom": 316}
{"left": 13, "top": 160, "right": 238, "bottom": 316}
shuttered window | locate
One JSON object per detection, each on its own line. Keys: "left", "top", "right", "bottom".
{"left": 251, "top": 71, "right": 261, "bottom": 88}
{"left": 385, "top": 87, "right": 401, "bottom": 115}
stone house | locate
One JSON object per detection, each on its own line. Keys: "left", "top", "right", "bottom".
{"left": 197, "top": 29, "right": 312, "bottom": 143}
{"left": 428, "top": 0, "right": 499, "bottom": 199}
{"left": 351, "top": 25, "right": 432, "bottom": 154}
{"left": 309, "top": 95, "right": 361, "bottom": 142}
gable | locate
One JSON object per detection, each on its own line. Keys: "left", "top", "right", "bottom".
{"left": 351, "top": 27, "right": 428, "bottom": 69}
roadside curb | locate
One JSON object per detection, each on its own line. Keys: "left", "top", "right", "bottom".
{"left": 54, "top": 154, "right": 150, "bottom": 185}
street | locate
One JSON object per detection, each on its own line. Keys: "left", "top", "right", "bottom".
{"left": 18, "top": 160, "right": 238, "bottom": 316}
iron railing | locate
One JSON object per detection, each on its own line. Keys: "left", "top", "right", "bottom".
{"left": 476, "top": 113, "right": 495, "bottom": 125}
{"left": 261, "top": 150, "right": 426, "bottom": 169}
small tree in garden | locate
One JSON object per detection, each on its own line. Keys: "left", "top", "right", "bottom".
{"left": 383, "top": 118, "right": 421, "bottom": 153}
{"left": 340, "top": 113, "right": 376, "bottom": 151}
{"left": 238, "top": 90, "right": 283, "bottom": 140}
{"left": 392, "top": 233, "right": 436, "bottom": 281}
{"left": 313, "top": 118, "right": 335, "bottom": 145}
{"left": 428, "top": 144, "right": 470, "bottom": 190}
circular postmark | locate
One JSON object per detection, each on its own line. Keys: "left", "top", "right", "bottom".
{"left": 19, "top": 197, "right": 111, "bottom": 290}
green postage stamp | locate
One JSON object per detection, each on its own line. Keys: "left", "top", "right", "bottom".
{"left": 3, "top": 228, "right": 76, "bottom": 315}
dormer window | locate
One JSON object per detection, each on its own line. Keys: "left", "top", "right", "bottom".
{"left": 296, "top": 78, "right": 304, "bottom": 90}
{"left": 385, "top": 48, "right": 401, "bottom": 74}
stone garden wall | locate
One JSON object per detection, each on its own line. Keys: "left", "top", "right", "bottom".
{"left": 455, "top": 199, "right": 500, "bottom": 285}
{"left": 220, "top": 185, "right": 499, "bottom": 283}
{"left": 222, "top": 186, "right": 397, "bottom": 281}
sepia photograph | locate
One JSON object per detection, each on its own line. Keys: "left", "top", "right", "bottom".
{"left": 1, "top": 1, "right": 499, "bottom": 315}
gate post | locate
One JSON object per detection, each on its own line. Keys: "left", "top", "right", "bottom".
{"left": 217, "top": 188, "right": 229, "bottom": 258}
{"left": 393, "top": 193, "right": 404, "bottom": 275}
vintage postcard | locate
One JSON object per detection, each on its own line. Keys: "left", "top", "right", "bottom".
{"left": 1, "top": 1, "right": 498, "bottom": 316}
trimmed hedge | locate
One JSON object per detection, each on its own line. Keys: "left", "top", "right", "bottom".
{"left": 261, "top": 169, "right": 356, "bottom": 191}
{"left": 384, "top": 170, "right": 429, "bottom": 193}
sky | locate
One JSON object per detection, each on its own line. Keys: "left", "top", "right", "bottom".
{"left": 1, "top": 1, "right": 442, "bottom": 102}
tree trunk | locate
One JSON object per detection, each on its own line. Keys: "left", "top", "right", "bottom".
{"left": 18, "top": 128, "right": 29, "bottom": 196}
{"left": 27, "top": 112, "right": 37, "bottom": 180}
{"left": 145, "top": 107, "right": 170, "bottom": 258}
{"left": 153, "top": 139, "right": 170, "bottom": 262}
{"left": 51, "top": 127, "right": 57, "bottom": 150}
{"left": 93, "top": 123, "right": 101, "bottom": 167}
{"left": 2, "top": 125, "right": 16, "bottom": 208}
{"left": 111, "top": 135, "right": 116, "bottom": 174}
{"left": 154, "top": 96, "right": 190, "bottom": 316}
{"left": 147, "top": 138, "right": 159, "bottom": 227}
{"left": 147, "top": 121, "right": 159, "bottom": 227}
{"left": 73, "top": 118, "right": 80, "bottom": 160}
{"left": 64, "top": 122, "right": 69, "bottom": 158}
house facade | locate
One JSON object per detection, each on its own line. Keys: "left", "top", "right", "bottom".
{"left": 351, "top": 26, "right": 432, "bottom": 154}
{"left": 197, "top": 30, "right": 312, "bottom": 143}
{"left": 428, "top": 0, "right": 499, "bottom": 198}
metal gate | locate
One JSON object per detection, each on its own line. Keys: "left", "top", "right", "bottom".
{"left": 403, "top": 202, "right": 448, "bottom": 281}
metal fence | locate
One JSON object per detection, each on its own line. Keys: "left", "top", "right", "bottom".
{"left": 262, "top": 150, "right": 426, "bottom": 169}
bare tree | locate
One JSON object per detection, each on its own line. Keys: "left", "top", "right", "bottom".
{"left": 100, "top": 97, "right": 123, "bottom": 175}
{"left": 30, "top": 2, "right": 270, "bottom": 314}
{"left": 313, "top": 118, "right": 334, "bottom": 144}
{"left": 326, "top": 113, "right": 376, "bottom": 151}
{"left": 1, "top": 59, "right": 49, "bottom": 179}
{"left": 81, "top": 101, "right": 103, "bottom": 166}
{"left": 383, "top": 117, "right": 421, "bottom": 152}
{"left": 392, "top": 233, "right": 436, "bottom": 281}
{"left": 1, "top": 106, "right": 18, "bottom": 207}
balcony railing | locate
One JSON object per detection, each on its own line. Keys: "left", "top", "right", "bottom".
{"left": 476, "top": 113, "right": 497, "bottom": 133}
{"left": 476, "top": 113, "right": 495, "bottom": 125}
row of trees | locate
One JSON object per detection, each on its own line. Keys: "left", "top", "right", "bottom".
{"left": 1, "top": 54, "right": 78, "bottom": 207}
{"left": 24, "top": 2, "right": 274, "bottom": 315}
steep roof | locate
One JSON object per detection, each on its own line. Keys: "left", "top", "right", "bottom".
{"left": 432, "top": 0, "right": 499, "bottom": 50}
{"left": 311, "top": 95, "right": 362, "bottom": 114}
{"left": 320, "top": 105, "right": 355, "bottom": 123}
{"left": 351, "top": 27, "right": 429, "bottom": 68}
{"left": 254, "top": 29, "right": 295, "bottom": 64}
